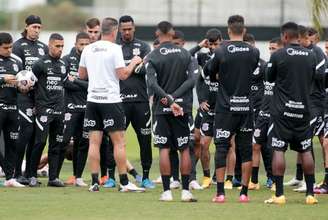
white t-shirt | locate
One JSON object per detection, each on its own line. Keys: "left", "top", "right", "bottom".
{"left": 79, "top": 40, "right": 125, "bottom": 103}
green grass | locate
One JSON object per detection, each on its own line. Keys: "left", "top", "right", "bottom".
{"left": 1, "top": 126, "right": 328, "bottom": 220}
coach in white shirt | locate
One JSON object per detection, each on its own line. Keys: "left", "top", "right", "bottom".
{"left": 79, "top": 17, "right": 144, "bottom": 192}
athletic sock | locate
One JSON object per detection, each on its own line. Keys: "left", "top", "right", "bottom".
{"left": 324, "top": 168, "right": 328, "bottom": 184}
{"left": 108, "top": 167, "right": 115, "bottom": 180}
{"left": 162, "top": 175, "right": 170, "bottom": 191}
{"left": 181, "top": 175, "right": 189, "bottom": 190}
{"left": 275, "top": 175, "right": 284, "bottom": 197}
{"left": 304, "top": 174, "right": 315, "bottom": 196}
{"left": 226, "top": 175, "right": 233, "bottom": 182}
{"left": 203, "top": 169, "right": 210, "bottom": 178}
{"left": 217, "top": 182, "right": 225, "bottom": 196}
{"left": 119, "top": 174, "right": 129, "bottom": 186}
{"left": 91, "top": 173, "right": 99, "bottom": 185}
{"left": 296, "top": 163, "right": 303, "bottom": 180}
{"left": 142, "top": 169, "right": 149, "bottom": 181}
{"left": 128, "top": 168, "right": 138, "bottom": 178}
{"left": 240, "top": 185, "right": 248, "bottom": 196}
{"left": 251, "top": 167, "right": 259, "bottom": 184}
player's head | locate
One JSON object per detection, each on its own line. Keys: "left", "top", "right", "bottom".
{"left": 172, "top": 30, "right": 185, "bottom": 47}
{"left": 243, "top": 33, "right": 255, "bottom": 47}
{"left": 325, "top": 38, "right": 328, "bottom": 56}
{"left": 227, "top": 15, "right": 246, "bottom": 38}
{"left": 0, "top": 32, "right": 13, "bottom": 57}
{"left": 298, "top": 25, "right": 310, "bottom": 47}
{"left": 48, "top": 33, "right": 64, "bottom": 59}
{"left": 22, "top": 15, "right": 42, "bottom": 41}
{"left": 101, "top": 17, "right": 119, "bottom": 41}
{"left": 85, "top": 18, "right": 101, "bottom": 43}
{"left": 155, "top": 21, "right": 175, "bottom": 41}
{"left": 119, "top": 15, "right": 135, "bottom": 42}
{"left": 269, "top": 37, "right": 283, "bottom": 54}
{"left": 308, "top": 27, "right": 320, "bottom": 45}
{"left": 75, "top": 32, "right": 90, "bottom": 54}
{"left": 280, "top": 22, "right": 299, "bottom": 45}
{"left": 206, "top": 28, "right": 222, "bottom": 52}
{"left": 153, "top": 38, "right": 160, "bottom": 49}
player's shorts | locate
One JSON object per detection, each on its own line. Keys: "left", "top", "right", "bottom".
{"left": 153, "top": 114, "right": 190, "bottom": 150}
{"left": 253, "top": 115, "right": 270, "bottom": 145}
{"left": 268, "top": 116, "right": 313, "bottom": 153}
{"left": 194, "top": 109, "right": 203, "bottom": 129}
{"left": 84, "top": 102, "right": 126, "bottom": 133}
{"left": 310, "top": 108, "right": 325, "bottom": 137}
{"left": 200, "top": 111, "right": 215, "bottom": 137}
{"left": 324, "top": 113, "right": 328, "bottom": 138}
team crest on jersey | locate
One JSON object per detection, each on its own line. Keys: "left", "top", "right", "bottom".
{"left": 12, "top": 63, "right": 19, "bottom": 72}
{"left": 40, "top": 116, "right": 48, "bottom": 123}
{"left": 61, "top": 65, "right": 66, "bottom": 74}
{"left": 65, "top": 113, "right": 72, "bottom": 121}
{"left": 202, "top": 123, "right": 209, "bottom": 131}
{"left": 133, "top": 48, "right": 140, "bottom": 56}
{"left": 26, "top": 108, "right": 33, "bottom": 117}
{"left": 38, "top": 48, "right": 45, "bottom": 56}
{"left": 253, "top": 129, "right": 261, "bottom": 137}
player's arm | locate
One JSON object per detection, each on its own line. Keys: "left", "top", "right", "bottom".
{"left": 12, "top": 42, "right": 24, "bottom": 63}
{"left": 313, "top": 49, "right": 326, "bottom": 80}
{"left": 189, "top": 39, "right": 208, "bottom": 56}
{"left": 266, "top": 51, "right": 278, "bottom": 83}
{"left": 134, "top": 43, "right": 152, "bottom": 75}
{"left": 203, "top": 49, "right": 221, "bottom": 79}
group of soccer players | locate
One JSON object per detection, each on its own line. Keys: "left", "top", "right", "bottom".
{"left": 1, "top": 13, "right": 328, "bottom": 205}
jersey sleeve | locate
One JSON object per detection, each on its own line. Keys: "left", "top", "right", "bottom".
{"left": 203, "top": 49, "right": 221, "bottom": 79}
{"left": 12, "top": 41, "right": 24, "bottom": 63}
{"left": 266, "top": 51, "right": 278, "bottom": 83}
{"left": 32, "top": 59, "right": 43, "bottom": 79}
{"left": 313, "top": 47, "right": 326, "bottom": 80}
{"left": 79, "top": 48, "right": 87, "bottom": 68}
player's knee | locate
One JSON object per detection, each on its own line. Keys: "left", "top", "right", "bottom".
{"left": 215, "top": 145, "right": 229, "bottom": 169}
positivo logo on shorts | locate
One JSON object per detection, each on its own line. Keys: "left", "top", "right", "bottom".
{"left": 271, "top": 137, "right": 285, "bottom": 148}
{"left": 177, "top": 136, "right": 189, "bottom": 147}
{"left": 154, "top": 135, "right": 167, "bottom": 144}
{"left": 103, "top": 119, "right": 114, "bottom": 128}
{"left": 84, "top": 119, "right": 96, "bottom": 127}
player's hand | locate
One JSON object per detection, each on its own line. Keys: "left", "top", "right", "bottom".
{"left": 200, "top": 101, "right": 210, "bottom": 112}
{"left": 4, "top": 75, "right": 17, "bottom": 85}
{"left": 160, "top": 97, "right": 168, "bottom": 105}
{"left": 198, "top": 39, "right": 209, "bottom": 48}
{"left": 18, "top": 87, "right": 30, "bottom": 94}
{"left": 170, "top": 103, "right": 184, "bottom": 117}
{"left": 131, "top": 56, "right": 143, "bottom": 65}
{"left": 68, "top": 75, "right": 76, "bottom": 82}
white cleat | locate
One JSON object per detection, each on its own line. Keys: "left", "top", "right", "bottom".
{"left": 170, "top": 180, "right": 181, "bottom": 189}
{"left": 75, "top": 178, "right": 88, "bottom": 187}
{"left": 284, "top": 177, "right": 303, "bottom": 187}
{"left": 189, "top": 180, "right": 203, "bottom": 190}
{"left": 293, "top": 181, "right": 306, "bottom": 192}
{"left": 119, "top": 182, "right": 145, "bottom": 192}
{"left": 159, "top": 190, "right": 173, "bottom": 201}
{"left": 4, "top": 179, "right": 25, "bottom": 188}
{"left": 181, "top": 190, "right": 197, "bottom": 202}
{"left": 153, "top": 176, "right": 162, "bottom": 184}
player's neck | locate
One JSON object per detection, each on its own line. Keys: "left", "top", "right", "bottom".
{"left": 229, "top": 34, "right": 243, "bottom": 41}
{"left": 101, "top": 35, "right": 115, "bottom": 43}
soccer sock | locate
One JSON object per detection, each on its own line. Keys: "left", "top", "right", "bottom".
{"left": 203, "top": 169, "right": 210, "bottom": 178}
{"left": 324, "top": 168, "right": 328, "bottom": 184}
{"left": 234, "top": 174, "right": 241, "bottom": 182}
{"left": 240, "top": 185, "right": 248, "bottom": 196}
{"left": 226, "top": 175, "right": 233, "bottom": 182}
{"left": 119, "top": 174, "right": 129, "bottom": 186}
{"left": 296, "top": 163, "right": 303, "bottom": 180}
{"left": 217, "top": 182, "right": 225, "bottom": 196}
{"left": 251, "top": 167, "right": 259, "bottom": 184}
{"left": 162, "top": 175, "right": 170, "bottom": 191}
{"left": 142, "top": 169, "right": 149, "bottom": 181}
{"left": 181, "top": 175, "right": 189, "bottom": 190}
{"left": 128, "top": 168, "right": 138, "bottom": 178}
{"left": 304, "top": 174, "right": 315, "bottom": 196}
{"left": 91, "top": 173, "right": 99, "bottom": 185}
{"left": 275, "top": 176, "right": 284, "bottom": 197}
{"left": 108, "top": 167, "right": 115, "bottom": 180}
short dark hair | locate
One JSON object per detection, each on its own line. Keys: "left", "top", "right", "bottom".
{"left": 243, "top": 33, "right": 255, "bottom": 44}
{"left": 281, "top": 22, "right": 299, "bottom": 39}
{"left": 49, "top": 33, "right": 64, "bottom": 41}
{"left": 85, "top": 18, "right": 100, "bottom": 29}
{"left": 308, "top": 27, "right": 318, "bottom": 36}
{"left": 298, "top": 25, "right": 309, "bottom": 38}
{"left": 270, "top": 37, "right": 283, "bottom": 45}
{"left": 157, "top": 21, "right": 173, "bottom": 35}
{"left": 206, "top": 28, "right": 222, "bottom": 42}
{"left": 119, "top": 15, "right": 134, "bottom": 24}
{"left": 0, "top": 32, "right": 13, "bottom": 45}
{"left": 76, "top": 32, "right": 90, "bottom": 42}
{"left": 228, "top": 15, "right": 245, "bottom": 35}
{"left": 153, "top": 38, "right": 160, "bottom": 46}
{"left": 173, "top": 30, "right": 185, "bottom": 40}
{"left": 101, "top": 17, "right": 118, "bottom": 35}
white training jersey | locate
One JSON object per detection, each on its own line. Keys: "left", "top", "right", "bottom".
{"left": 79, "top": 40, "right": 125, "bottom": 103}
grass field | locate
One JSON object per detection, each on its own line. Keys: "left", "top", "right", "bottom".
{"left": 1, "top": 126, "right": 328, "bottom": 220}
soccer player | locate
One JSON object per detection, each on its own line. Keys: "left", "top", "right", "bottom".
{"left": 61, "top": 32, "right": 90, "bottom": 187}
{"left": 146, "top": 21, "right": 198, "bottom": 201}
{"left": 264, "top": 22, "right": 324, "bottom": 205}
{"left": 0, "top": 32, "right": 25, "bottom": 187}
{"left": 204, "top": 15, "right": 259, "bottom": 203}
{"left": 308, "top": 27, "right": 320, "bottom": 45}
{"left": 79, "top": 17, "right": 144, "bottom": 192}
{"left": 28, "top": 33, "right": 67, "bottom": 187}
{"left": 117, "top": 15, "right": 154, "bottom": 189}
{"left": 85, "top": 18, "right": 101, "bottom": 43}
{"left": 12, "top": 15, "right": 48, "bottom": 185}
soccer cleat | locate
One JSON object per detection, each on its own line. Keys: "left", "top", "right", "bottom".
{"left": 293, "top": 181, "right": 306, "bottom": 192}
{"left": 75, "top": 178, "right": 88, "bottom": 187}
{"left": 264, "top": 195, "right": 286, "bottom": 204}
{"left": 239, "top": 194, "right": 250, "bottom": 203}
{"left": 248, "top": 182, "right": 260, "bottom": 190}
{"left": 159, "top": 190, "right": 173, "bottom": 201}
{"left": 4, "top": 179, "right": 25, "bottom": 188}
{"left": 181, "top": 190, "right": 197, "bottom": 202}
{"left": 153, "top": 176, "right": 162, "bottom": 184}
{"left": 48, "top": 178, "right": 65, "bottom": 187}
{"left": 99, "top": 176, "right": 108, "bottom": 185}
{"left": 65, "top": 176, "right": 76, "bottom": 185}
{"left": 170, "top": 180, "right": 181, "bottom": 189}
{"left": 135, "top": 175, "right": 143, "bottom": 184}
{"left": 284, "top": 177, "right": 303, "bottom": 187}
{"left": 305, "top": 195, "right": 318, "bottom": 205}
{"left": 119, "top": 182, "right": 145, "bottom": 192}
{"left": 141, "top": 178, "right": 156, "bottom": 189}
{"left": 314, "top": 183, "right": 328, "bottom": 194}
{"left": 16, "top": 176, "right": 30, "bottom": 185}
{"left": 271, "top": 183, "right": 276, "bottom": 192}
{"left": 266, "top": 178, "right": 274, "bottom": 188}
{"left": 88, "top": 183, "right": 100, "bottom": 192}
{"left": 224, "top": 180, "right": 233, "bottom": 190}
{"left": 202, "top": 176, "right": 212, "bottom": 188}
{"left": 232, "top": 178, "right": 241, "bottom": 187}
{"left": 212, "top": 194, "right": 225, "bottom": 203}
{"left": 29, "top": 177, "right": 40, "bottom": 187}
{"left": 189, "top": 180, "right": 203, "bottom": 190}
{"left": 103, "top": 178, "right": 116, "bottom": 188}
